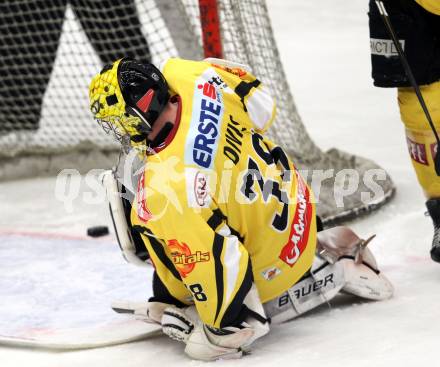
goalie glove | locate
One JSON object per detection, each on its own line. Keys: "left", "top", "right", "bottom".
{"left": 111, "top": 300, "right": 169, "bottom": 324}
{"left": 161, "top": 284, "right": 269, "bottom": 361}
{"left": 161, "top": 306, "right": 250, "bottom": 361}
{"left": 161, "top": 305, "right": 198, "bottom": 342}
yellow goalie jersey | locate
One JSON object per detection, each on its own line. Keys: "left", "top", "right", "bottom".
{"left": 131, "top": 58, "right": 317, "bottom": 328}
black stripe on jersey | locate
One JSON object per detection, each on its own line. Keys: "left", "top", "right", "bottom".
{"left": 219, "top": 258, "right": 253, "bottom": 328}
{"left": 149, "top": 271, "right": 186, "bottom": 307}
{"left": 207, "top": 209, "right": 245, "bottom": 243}
{"left": 133, "top": 226, "right": 182, "bottom": 281}
{"left": 234, "top": 79, "right": 261, "bottom": 112}
{"left": 207, "top": 209, "right": 224, "bottom": 230}
{"left": 213, "top": 233, "right": 225, "bottom": 325}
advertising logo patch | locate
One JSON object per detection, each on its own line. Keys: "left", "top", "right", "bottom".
{"left": 211, "top": 63, "right": 247, "bottom": 78}
{"left": 167, "top": 239, "right": 210, "bottom": 278}
{"left": 185, "top": 168, "right": 211, "bottom": 208}
{"left": 407, "top": 137, "right": 428, "bottom": 166}
{"left": 185, "top": 68, "right": 226, "bottom": 169}
{"left": 194, "top": 171, "right": 208, "bottom": 206}
{"left": 370, "top": 38, "right": 405, "bottom": 57}
{"left": 279, "top": 171, "right": 312, "bottom": 267}
{"left": 262, "top": 266, "right": 282, "bottom": 281}
{"left": 290, "top": 274, "right": 335, "bottom": 301}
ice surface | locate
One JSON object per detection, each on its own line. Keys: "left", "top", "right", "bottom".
{"left": 0, "top": 235, "right": 153, "bottom": 336}
{"left": 1, "top": 0, "right": 439, "bottom": 366}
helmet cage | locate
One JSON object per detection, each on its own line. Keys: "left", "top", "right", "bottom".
{"left": 95, "top": 113, "right": 145, "bottom": 147}
{"left": 95, "top": 116, "right": 124, "bottom": 142}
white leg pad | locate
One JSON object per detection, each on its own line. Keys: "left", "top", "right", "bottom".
{"left": 264, "top": 257, "right": 345, "bottom": 324}
{"left": 341, "top": 248, "right": 393, "bottom": 301}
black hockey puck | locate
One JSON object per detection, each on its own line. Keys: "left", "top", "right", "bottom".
{"left": 87, "top": 226, "right": 109, "bottom": 237}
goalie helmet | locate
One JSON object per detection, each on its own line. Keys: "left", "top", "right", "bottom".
{"left": 89, "top": 58, "right": 170, "bottom": 146}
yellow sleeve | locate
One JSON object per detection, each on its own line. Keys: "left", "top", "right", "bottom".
{"left": 415, "top": 0, "right": 440, "bottom": 15}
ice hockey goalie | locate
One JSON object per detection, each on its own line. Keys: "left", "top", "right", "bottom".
{"left": 89, "top": 57, "right": 393, "bottom": 361}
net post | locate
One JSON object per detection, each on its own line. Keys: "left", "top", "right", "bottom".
{"left": 198, "top": 0, "right": 223, "bottom": 58}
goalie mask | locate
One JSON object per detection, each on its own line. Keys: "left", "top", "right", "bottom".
{"left": 89, "top": 58, "right": 170, "bottom": 147}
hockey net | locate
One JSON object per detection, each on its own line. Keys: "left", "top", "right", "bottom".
{"left": 0, "top": 0, "right": 394, "bottom": 224}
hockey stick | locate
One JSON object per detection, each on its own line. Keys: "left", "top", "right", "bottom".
{"left": 0, "top": 325, "right": 161, "bottom": 351}
{"left": 0, "top": 317, "right": 161, "bottom": 351}
{"left": 375, "top": 0, "right": 440, "bottom": 176}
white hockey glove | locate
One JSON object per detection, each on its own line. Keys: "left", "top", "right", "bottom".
{"left": 111, "top": 300, "right": 169, "bottom": 324}
{"left": 161, "top": 305, "right": 250, "bottom": 360}
{"left": 161, "top": 285, "right": 269, "bottom": 361}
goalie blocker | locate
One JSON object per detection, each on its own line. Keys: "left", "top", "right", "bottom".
{"left": 103, "top": 169, "right": 393, "bottom": 360}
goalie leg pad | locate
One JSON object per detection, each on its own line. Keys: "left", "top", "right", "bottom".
{"left": 265, "top": 226, "right": 393, "bottom": 324}
{"left": 102, "top": 170, "right": 148, "bottom": 267}
{"left": 264, "top": 256, "right": 345, "bottom": 324}
{"left": 340, "top": 249, "right": 394, "bottom": 301}
{"left": 317, "top": 226, "right": 394, "bottom": 301}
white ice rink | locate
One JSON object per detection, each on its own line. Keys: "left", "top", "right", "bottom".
{"left": 1, "top": 0, "right": 439, "bottom": 366}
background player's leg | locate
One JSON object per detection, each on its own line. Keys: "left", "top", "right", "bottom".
{"left": 0, "top": 0, "right": 67, "bottom": 133}
{"left": 368, "top": 0, "right": 440, "bottom": 261}
{"left": 398, "top": 81, "right": 440, "bottom": 261}
{"left": 71, "top": 0, "right": 151, "bottom": 64}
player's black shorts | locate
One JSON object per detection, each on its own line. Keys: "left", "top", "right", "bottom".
{"left": 368, "top": 0, "right": 440, "bottom": 87}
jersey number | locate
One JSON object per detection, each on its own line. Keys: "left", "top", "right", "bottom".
{"left": 189, "top": 283, "right": 207, "bottom": 302}
{"left": 241, "top": 133, "right": 291, "bottom": 232}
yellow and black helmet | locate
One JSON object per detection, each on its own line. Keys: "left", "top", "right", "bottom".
{"left": 89, "top": 58, "right": 170, "bottom": 144}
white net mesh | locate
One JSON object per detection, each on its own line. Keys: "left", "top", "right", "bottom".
{"left": 0, "top": 0, "right": 394, "bottom": 223}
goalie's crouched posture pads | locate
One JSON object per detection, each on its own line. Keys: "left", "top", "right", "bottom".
{"left": 105, "top": 170, "right": 393, "bottom": 361}
{"left": 98, "top": 58, "right": 393, "bottom": 361}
